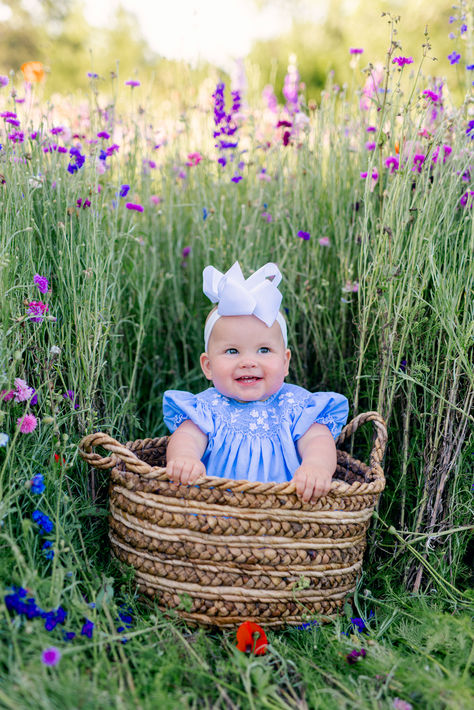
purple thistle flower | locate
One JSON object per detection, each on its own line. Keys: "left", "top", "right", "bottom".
{"left": 8, "top": 131, "right": 24, "bottom": 143}
{"left": 106, "top": 143, "right": 120, "bottom": 156}
{"left": 297, "top": 230, "right": 310, "bottom": 241}
{"left": 126, "top": 202, "right": 144, "bottom": 212}
{"left": 125, "top": 80, "right": 140, "bottom": 87}
{"left": 0, "top": 111, "right": 17, "bottom": 118}
{"left": 97, "top": 131, "right": 110, "bottom": 139}
{"left": 50, "top": 126, "right": 64, "bottom": 135}
{"left": 365, "top": 141, "right": 376, "bottom": 151}
{"left": 181, "top": 246, "right": 191, "bottom": 258}
{"left": 448, "top": 51, "right": 461, "bottom": 65}
{"left": 41, "top": 647, "right": 61, "bottom": 666}
{"left": 27, "top": 300, "right": 49, "bottom": 322}
{"left": 34, "top": 274, "right": 49, "bottom": 294}
{"left": 349, "top": 48, "right": 364, "bottom": 54}
{"left": 412, "top": 153, "right": 426, "bottom": 172}
{"left": 385, "top": 156, "right": 399, "bottom": 173}
{"left": 5, "top": 117, "right": 20, "bottom": 126}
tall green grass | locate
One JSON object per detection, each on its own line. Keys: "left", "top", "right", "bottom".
{"left": 0, "top": 22, "right": 472, "bottom": 707}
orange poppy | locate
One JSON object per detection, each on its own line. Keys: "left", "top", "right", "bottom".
{"left": 236, "top": 621, "right": 268, "bottom": 656}
{"left": 21, "top": 62, "right": 45, "bottom": 83}
{"left": 394, "top": 140, "right": 400, "bottom": 155}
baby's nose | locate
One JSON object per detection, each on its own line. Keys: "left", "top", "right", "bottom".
{"left": 240, "top": 356, "right": 256, "bottom": 367}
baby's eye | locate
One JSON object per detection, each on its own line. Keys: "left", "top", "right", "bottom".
{"left": 225, "top": 348, "right": 238, "bottom": 355}
{"left": 258, "top": 347, "right": 270, "bottom": 354}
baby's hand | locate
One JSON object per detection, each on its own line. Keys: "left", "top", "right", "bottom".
{"left": 293, "top": 464, "right": 333, "bottom": 503}
{"left": 166, "top": 457, "right": 206, "bottom": 486}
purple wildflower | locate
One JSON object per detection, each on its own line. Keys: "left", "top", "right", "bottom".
{"left": 392, "top": 57, "right": 414, "bottom": 67}
{"left": 8, "top": 131, "right": 24, "bottom": 143}
{"left": 0, "top": 111, "right": 17, "bottom": 118}
{"left": 231, "top": 175, "right": 243, "bottom": 183}
{"left": 350, "top": 48, "right": 364, "bottom": 54}
{"left": 460, "top": 24, "right": 467, "bottom": 34}
{"left": 5, "top": 117, "right": 20, "bottom": 126}
{"left": 283, "top": 56, "right": 300, "bottom": 114}
{"left": 181, "top": 246, "right": 191, "bottom": 258}
{"left": 125, "top": 80, "right": 140, "bottom": 87}
{"left": 385, "top": 156, "right": 399, "bottom": 173}
{"left": 30, "top": 473, "right": 45, "bottom": 494}
{"left": 350, "top": 617, "right": 368, "bottom": 633}
{"left": 466, "top": 120, "right": 474, "bottom": 138}
{"left": 412, "top": 154, "right": 425, "bottom": 172}
{"left": 34, "top": 274, "right": 49, "bottom": 294}
{"left": 126, "top": 202, "right": 144, "bottom": 212}
{"left": 27, "top": 301, "right": 49, "bottom": 322}
{"left": 50, "top": 126, "right": 64, "bottom": 135}
{"left": 262, "top": 84, "right": 278, "bottom": 112}
{"left": 106, "top": 143, "right": 119, "bottom": 156}
{"left": 62, "top": 390, "right": 79, "bottom": 410}
{"left": 119, "top": 184, "right": 130, "bottom": 197}
{"left": 0, "top": 75, "right": 9, "bottom": 87}
{"left": 365, "top": 141, "right": 376, "bottom": 151}
{"left": 297, "top": 230, "right": 310, "bottom": 241}
{"left": 41, "top": 647, "right": 61, "bottom": 666}
{"left": 87, "top": 72, "right": 98, "bottom": 78}
{"left": 67, "top": 147, "right": 85, "bottom": 174}
{"left": 346, "top": 648, "right": 366, "bottom": 664}
{"left": 448, "top": 51, "right": 461, "bottom": 65}
{"left": 81, "top": 618, "right": 94, "bottom": 638}
{"left": 97, "top": 131, "right": 110, "bottom": 139}
{"left": 467, "top": 64, "right": 474, "bottom": 71}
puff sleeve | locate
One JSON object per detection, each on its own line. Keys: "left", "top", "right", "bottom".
{"left": 291, "top": 391, "right": 349, "bottom": 442}
{"left": 163, "top": 390, "right": 215, "bottom": 437}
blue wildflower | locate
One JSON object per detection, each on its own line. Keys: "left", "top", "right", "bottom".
{"left": 202, "top": 207, "right": 208, "bottom": 221}
{"left": 31, "top": 473, "right": 45, "bottom": 494}
{"left": 99, "top": 149, "right": 107, "bottom": 161}
{"left": 32, "top": 510, "right": 54, "bottom": 534}
{"left": 43, "top": 606, "right": 66, "bottom": 630}
{"left": 460, "top": 24, "right": 467, "bottom": 34}
{"left": 466, "top": 120, "right": 474, "bottom": 138}
{"left": 448, "top": 51, "right": 461, "bottom": 65}
{"left": 42, "top": 540, "right": 54, "bottom": 560}
{"left": 4, "top": 587, "right": 43, "bottom": 619}
{"left": 63, "top": 631, "right": 76, "bottom": 641}
{"left": 467, "top": 64, "right": 474, "bottom": 70}
{"left": 350, "top": 616, "right": 368, "bottom": 633}
{"left": 119, "top": 184, "right": 130, "bottom": 197}
{"left": 81, "top": 618, "right": 94, "bottom": 638}
{"left": 67, "top": 147, "right": 86, "bottom": 174}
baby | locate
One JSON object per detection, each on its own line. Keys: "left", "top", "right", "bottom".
{"left": 163, "top": 262, "right": 348, "bottom": 503}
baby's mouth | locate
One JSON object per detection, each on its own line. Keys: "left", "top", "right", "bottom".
{"left": 236, "top": 376, "right": 262, "bottom": 383}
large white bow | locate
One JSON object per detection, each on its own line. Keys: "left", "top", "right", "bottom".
{"left": 203, "top": 262, "right": 283, "bottom": 327}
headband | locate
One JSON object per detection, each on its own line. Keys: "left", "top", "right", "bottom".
{"left": 203, "top": 261, "right": 288, "bottom": 350}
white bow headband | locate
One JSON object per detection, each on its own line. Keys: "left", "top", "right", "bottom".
{"left": 203, "top": 261, "right": 288, "bottom": 350}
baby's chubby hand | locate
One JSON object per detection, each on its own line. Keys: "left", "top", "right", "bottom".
{"left": 166, "top": 457, "right": 206, "bottom": 486}
{"left": 293, "top": 464, "right": 333, "bottom": 503}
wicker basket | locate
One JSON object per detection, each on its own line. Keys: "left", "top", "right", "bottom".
{"left": 78, "top": 411, "right": 387, "bottom": 628}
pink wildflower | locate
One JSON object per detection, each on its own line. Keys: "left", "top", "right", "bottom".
{"left": 343, "top": 281, "right": 359, "bottom": 293}
{"left": 365, "top": 141, "right": 376, "bottom": 151}
{"left": 385, "top": 156, "right": 399, "bottom": 173}
{"left": 150, "top": 195, "right": 162, "bottom": 205}
{"left": 319, "top": 237, "right": 330, "bottom": 246}
{"left": 27, "top": 301, "right": 49, "bottom": 322}
{"left": 13, "top": 378, "right": 34, "bottom": 403}
{"left": 393, "top": 700, "right": 413, "bottom": 710}
{"left": 1, "top": 390, "right": 15, "bottom": 401}
{"left": 125, "top": 203, "right": 144, "bottom": 212}
{"left": 186, "top": 152, "right": 202, "bottom": 167}
{"left": 17, "top": 414, "right": 38, "bottom": 434}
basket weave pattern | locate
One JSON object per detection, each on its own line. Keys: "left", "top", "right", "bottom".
{"left": 79, "top": 411, "right": 387, "bottom": 627}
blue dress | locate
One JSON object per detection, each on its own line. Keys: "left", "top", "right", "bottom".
{"left": 163, "top": 384, "right": 349, "bottom": 483}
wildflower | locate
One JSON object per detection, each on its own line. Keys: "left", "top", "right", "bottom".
{"left": 106, "top": 144, "right": 119, "bottom": 156}
{"left": 125, "top": 80, "right": 140, "bottom": 87}
{"left": 448, "top": 51, "right": 461, "bottom": 65}
{"left": 81, "top": 618, "right": 94, "bottom": 638}
{"left": 30, "top": 473, "right": 45, "bottom": 494}
{"left": 88, "top": 72, "right": 98, "bottom": 78}
{"left": 42, "top": 540, "right": 54, "bottom": 559}
{"left": 34, "top": 274, "right": 49, "bottom": 294}
{"left": 231, "top": 175, "right": 243, "bottom": 183}
{"left": 350, "top": 617, "right": 368, "bottom": 633}
{"left": 385, "top": 156, "right": 399, "bottom": 173}
{"left": 17, "top": 414, "right": 38, "bottom": 434}
{"left": 466, "top": 120, "right": 474, "bottom": 138}
{"left": 150, "top": 195, "right": 161, "bottom": 205}
{"left": 54, "top": 453, "right": 66, "bottom": 465}
{"left": 203, "top": 207, "right": 208, "bottom": 220}
{"left": 119, "top": 184, "right": 130, "bottom": 198}
{"left": 27, "top": 301, "right": 49, "bottom": 322}
{"left": 13, "top": 378, "right": 34, "bottom": 403}
{"left": 4, "top": 587, "right": 43, "bottom": 619}
{"left": 432, "top": 145, "right": 452, "bottom": 164}
{"left": 343, "top": 281, "right": 359, "bottom": 293}
{"left": 258, "top": 168, "right": 272, "bottom": 182}
{"left": 366, "top": 126, "right": 376, "bottom": 132}
{"left": 32, "top": 510, "right": 53, "bottom": 533}
{"left": 236, "top": 621, "right": 268, "bottom": 655}
{"left": 0, "top": 75, "right": 9, "bottom": 87}
{"left": 283, "top": 54, "right": 300, "bottom": 114}
{"left": 262, "top": 84, "right": 278, "bottom": 112}
{"left": 350, "top": 48, "right": 364, "bottom": 54}
{"left": 50, "top": 126, "right": 64, "bottom": 136}
{"left": 365, "top": 141, "right": 376, "bottom": 151}
{"left": 50, "top": 345, "right": 61, "bottom": 356}
{"left": 393, "top": 700, "right": 413, "bottom": 710}
{"left": 21, "top": 61, "right": 45, "bottom": 83}
{"left": 182, "top": 246, "right": 191, "bottom": 259}
{"left": 423, "top": 89, "right": 441, "bottom": 102}
{"left": 62, "top": 390, "right": 79, "bottom": 410}
{"left": 97, "top": 131, "right": 110, "bottom": 139}
{"left": 460, "top": 24, "right": 467, "bottom": 34}
{"left": 392, "top": 57, "right": 413, "bottom": 67}
{"left": 0, "top": 433, "right": 9, "bottom": 446}
{"left": 412, "top": 154, "right": 425, "bottom": 172}
{"left": 400, "top": 359, "right": 407, "bottom": 372}
{"left": 1, "top": 390, "right": 14, "bottom": 401}
{"left": 41, "top": 647, "right": 61, "bottom": 667}
{"left": 297, "top": 230, "right": 310, "bottom": 241}
{"left": 186, "top": 152, "right": 202, "bottom": 167}
{"left": 360, "top": 170, "right": 378, "bottom": 181}
{"left": 460, "top": 190, "right": 474, "bottom": 208}
{"left": 76, "top": 198, "right": 91, "bottom": 208}
{"left": 346, "top": 648, "right": 366, "bottom": 664}
{"left": 63, "top": 631, "right": 76, "bottom": 641}
{"left": 319, "top": 237, "right": 330, "bottom": 246}
{"left": 467, "top": 64, "right": 474, "bottom": 71}
{"left": 8, "top": 131, "right": 24, "bottom": 143}
{"left": 5, "top": 117, "right": 20, "bottom": 126}
{"left": 125, "top": 202, "right": 144, "bottom": 212}
{"left": 67, "top": 147, "right": 86, "bottom": 174}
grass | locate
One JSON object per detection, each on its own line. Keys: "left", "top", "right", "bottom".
{"left": 0, "top": 16, "right": 473, "bottom": 708}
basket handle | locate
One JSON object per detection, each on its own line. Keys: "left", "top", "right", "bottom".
{"left": 335, "top": 411, "right": 387, "bottom": 468}
{"left": 78, "top": 432, "right": 153, "bottom": 475}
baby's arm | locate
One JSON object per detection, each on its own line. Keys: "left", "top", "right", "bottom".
{"left": 166, "top": 419, "right": 208, "bottom": 485}
{"left": 294, "top": 423, "right": 337, "bottom": 503}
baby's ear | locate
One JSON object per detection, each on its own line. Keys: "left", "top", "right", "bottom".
{"left": 284, "top": 348, "right": 291, "bottom": 376}
{"left": 200, "top": 352, "right": 213, "bottom": 380}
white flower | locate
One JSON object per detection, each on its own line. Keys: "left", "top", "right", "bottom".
{"left": 0, "top": 432, "right": 9, "bottom": 447}
{"left": 50, "top": 346, "right": 61, "bottom": 356}
{"left": 249, "top": 422, "right": 257, "bottom": 431}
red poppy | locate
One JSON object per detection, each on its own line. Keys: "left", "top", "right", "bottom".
{"left": 54, "top": 453, "right": 65, "bottom": 466}
{"left": 236, "top": 621, "right": 268, "bottom": 656}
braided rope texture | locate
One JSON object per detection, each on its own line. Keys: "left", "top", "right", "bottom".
{"left": 79, "top": 411, "right": 387, "bottom": 627}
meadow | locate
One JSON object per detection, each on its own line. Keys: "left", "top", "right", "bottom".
{"left": 0, "top": 15, "right": 473, "bottom": 710}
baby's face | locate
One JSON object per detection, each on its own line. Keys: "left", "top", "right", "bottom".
{"left": 200, "top": 315, "right": 291, "bottom": 402}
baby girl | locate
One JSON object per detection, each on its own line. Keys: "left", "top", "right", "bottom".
{"left": 163, "top": 262, "right": 348, "bottom": 503}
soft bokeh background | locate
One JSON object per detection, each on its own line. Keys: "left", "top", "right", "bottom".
{"left": 0, "top": 0, "right": 470, "bottom": 102}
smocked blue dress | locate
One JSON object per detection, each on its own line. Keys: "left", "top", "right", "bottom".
{"left": 163, "top": 383, "right": 349, "bottom": 483}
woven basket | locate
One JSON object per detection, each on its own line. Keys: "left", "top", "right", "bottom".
{"left": 78, "top": 411, "right": 387, "bottom": 628}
